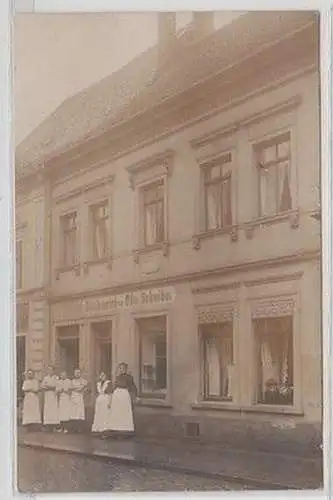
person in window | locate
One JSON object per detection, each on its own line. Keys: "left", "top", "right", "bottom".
{"left": 22, "top": 369, "right": 42, "bottom": 432}
{"left": 40, "top": 366, "right": 60, "bottom": 432}
{"left": 70, "top": 368, "right": 88, "bottom": 433}
{"left": 92, "top": 372, "right": 111, "bottom": 438}
{"left": 56, "top": 371, "right": 72, "bottom": 433}
{"left": 108, "top": 362, "right": 137, "bottom": 438}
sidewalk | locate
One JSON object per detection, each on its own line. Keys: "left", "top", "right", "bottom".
{"left": 18, "top": 428, "right": 323, "bottom": 490}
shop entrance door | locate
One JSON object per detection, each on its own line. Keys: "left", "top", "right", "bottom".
{"left": 57, "top": 326, "right": 80, "bottom": 378}
{"left": 16, "top": 335, "right": 26, "bottom": 405}
{"left": 92, "top": 322, "right": 112, "bottom": 380}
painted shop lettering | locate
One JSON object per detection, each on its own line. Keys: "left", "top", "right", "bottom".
{"left": 84, "top": 287, "right": 175, "bottom": 313}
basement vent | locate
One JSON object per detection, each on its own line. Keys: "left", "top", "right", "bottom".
{"left": 184, "top": 422, "right": 200, "bottom": 438}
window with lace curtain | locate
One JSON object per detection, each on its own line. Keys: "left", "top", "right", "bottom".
{"left": 143, "top": 180, "right": 165, "bottom": 247}
{"left": 90, "top": 201, "right": 110, "bottom": 260}
{"left": 255, "top": 133, "right": 292, "bottom": 218}
{"left": 203, "top": 153, "right": 232, "bottom": 232}
{"left": 254, "top": 316, "right": 294, "bottom": 405}
{"left": 202, "top": 322, "right": 234, "bottom": 401}
{"left": 60, "top": 212, "right": 78, "bottom": 267}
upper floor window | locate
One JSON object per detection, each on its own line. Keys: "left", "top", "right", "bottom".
{"left": 16, "top": 240, "right": 23, "bottom": 290}
{"left": 203, "top": 152, "right": 232, "bottom": 231}
{"left": 255, "top": 133, "right": 292, "bottom": 218}
{"left": 60, "top": 212, "right": 78, "bottom": 268}
{"left": 90, "top": 201, "right": 110, "bottom": 261}
{"left": 143, "top": 180, "right": 165, "bottom": 247}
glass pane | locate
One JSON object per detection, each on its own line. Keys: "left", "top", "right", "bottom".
{"left": 145, "top": 200, "right": 164, "bottom": 245}
{"left": 222, "top": 177, "right": 232, "bottom": 226}
{"left": 261, "top": 145, "right": 276, "bottom": 164}
{"left": 278, "top": 161, "right": 292, "bottom": 212}
{"left": 259, "top": 166, "right": 277, "bottom": 217}
{"left": 140, "top": 330, "right": 167, "bottom": 394}
{"left": 94, "top": 221, "right": 108, "bottom": 259}
{"left": 204, "top": 325, "right": 233, "bottom": 401}
{"left": 206, "top": 183, "right": 221, "bottom": 229}
{"left": 277, "top": 140, "right": 290, "bottom": 159}
{"left": 143, "top": 182, "right": 164, "bottom": 204}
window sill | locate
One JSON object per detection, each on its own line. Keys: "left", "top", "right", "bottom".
{"left": 133, "top": 241, "right": 169, "bottom": 263}
{"left": 137, "top": 398, "right": 172, "bottom": 409}
{"left": 82, "top": 257, "right": 113, "bottom": 274}
{"left": 192, "top": 401, "right": 303, "bottom": 416}
{"left": 55, "top": 264, "right": 81, "bottom": 280}
{"left": 192, "top": 225, "right": 238, "bottom": 250}
{"left": 244, "top": 209, "right": 299, "bottom": 239}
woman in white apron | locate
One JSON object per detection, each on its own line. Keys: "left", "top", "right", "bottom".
{"left": 41, "top": 366, "right": 60, "bottom": 432}
{"left": 92, "top": 372, "right": 111, "bottom": 437}
{"left": 108, "top": 362, "right": 137, "bottom": 438}
{"left": 22, "top": 369, "right": 41, "bottom": 431}
{"left": 70, "top": 369, "right": 88, "bottom": 433}
{"left": 56, "top": 371, "right": 72, "bottom": 433}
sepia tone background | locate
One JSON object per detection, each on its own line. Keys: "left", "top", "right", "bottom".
{"left": 15, "top": 11, "right": 322, "bottom": 489}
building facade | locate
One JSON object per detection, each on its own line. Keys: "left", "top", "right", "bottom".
{"left": 16, "top": 11, "right": 321, "bottom": 453}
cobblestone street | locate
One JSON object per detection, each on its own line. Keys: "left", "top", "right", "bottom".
{"left": 17, "top": 447, "right": 247, "bottom": 493}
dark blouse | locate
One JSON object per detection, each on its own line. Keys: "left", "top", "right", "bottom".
{"left": 114, "top": 373, "right": 137, "bottom": 398}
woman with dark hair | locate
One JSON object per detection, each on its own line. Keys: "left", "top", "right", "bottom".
{"left": 108, "top": 363, "right": 137, "bottom": 438}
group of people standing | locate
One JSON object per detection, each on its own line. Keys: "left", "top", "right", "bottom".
{"left": 21, "top": 362, "right": 137, "bottom": 438}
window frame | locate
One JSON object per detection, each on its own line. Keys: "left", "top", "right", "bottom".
{"left": 142, "top": 179, "right": 166, "bottom": 248}
{"left": 254, "top": 131, "right": 293, "bottom": 219}
{"left": 59, "top": 210, "right": 79, "bottom": 269}
{"left": 89, "top": 199, "right": 112, "bottom": 262}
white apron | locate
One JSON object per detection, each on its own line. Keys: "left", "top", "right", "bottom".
{"left": 108, "top": 388, "right": 134, "bottom": 432}
{"left": 22, "top": 379, "right": 41, "bottom": 425}
{"left": 56, "top": 379, "right": 72, "bottom": 422}
{"left": 70, "top": 378, "right": 86, "bottom": 420}
{"left": 92, "top": 380, "right": 111, "bottom": 433}
{"left": 42, "top": 375, "right": 59, "bottom": 425}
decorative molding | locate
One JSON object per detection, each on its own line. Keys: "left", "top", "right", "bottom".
{"left": 190, "top": 95, "right": 302, "bottom": 150}
{"left": 53, "top": 174, "right": 115, "bottom": 204}
{"left": 289, "top": 210, "right": 300, "bottom": 229}
{"left": 192, "top": 281, "right": 240, "bottom": 294}
{"left": 192, "top": 224, "right": 238, "bottom": 248}
{"left": 230, "top": 227, "right": 239, "bottom": 242}
{"left": 132, "top": 241, "right": 169, "bottom": 263}
{"left": 251, "top": 296, "right": 295, "bottom": 319}
{"left": 244, "top": 271, "right": 303, "bottom": 288}
{"left": 197, "top": 303, "right": 236, "bottom": 324}
{"left": 245, "top": 224, "right": 255, "bottom": 240}
{"left": 192, "top": 235, "right": 201, "bottom": 251}
{"left": 126, "top": 149, "right": 175, "bottom": 189}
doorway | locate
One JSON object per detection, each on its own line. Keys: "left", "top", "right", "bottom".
{"left": 57, "top": 325, "right": 80, "bottom": 378}
{"left": 16, "top": 335, "right": 26, "bottom": 406}
{"left": 92, "top": 322, "right": 112, "bottom": 380}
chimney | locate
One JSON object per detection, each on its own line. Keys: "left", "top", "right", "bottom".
{"left": 193, "top": 12, "right": 214, "bottom": 38}
{"left": 158, "top": 12, "right": 176, "bottom": 63}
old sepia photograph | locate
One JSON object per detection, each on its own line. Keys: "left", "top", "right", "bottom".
{"left": 14, "top": 10, "right": 323, "bottom": 493}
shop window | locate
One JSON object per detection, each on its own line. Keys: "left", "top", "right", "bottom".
{"left": 60, "top": 212, "right": 78, "bottom": 268}
{"left": 92, "top": 322, "right": 112, "bottom": 379}
{"left": 16, "top": 240, "right": 23, "bottom": 290}
{"left": 142, "top": 180, "right": 165, "bottom": 247}
{"left": 90, "top": 201, "right": 110, "bottom": 261}
{"left": 203, "top": 152, "right": 232, "bottom": 231}
{"left": 202, "top": 322, "right": 234, "bottom": 401}
{"left": 138, "top": 316, "right": 167, "bottom": 398}
{"left": 57, "top": 325, "right": 80, "bottom": 378}
{"left": 254, "top": 316, "right": 293, "bottom": 405}
{"left": 255, "top": 133, "right": 292, "bottom": 218}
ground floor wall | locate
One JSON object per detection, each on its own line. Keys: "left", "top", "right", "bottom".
{"left": 45, "top": 256, "right": 322, "bottom": 454}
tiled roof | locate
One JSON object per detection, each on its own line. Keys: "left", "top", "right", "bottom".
{"left": 16, "top": 10, "right": 317, "bottom": 175}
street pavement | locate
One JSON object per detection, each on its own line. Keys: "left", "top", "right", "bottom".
{"left": 17, "top": 447, "right": 247, "bottom": 493}
{"left": 18, "top": 428, "right": 323, "bottom": 490}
